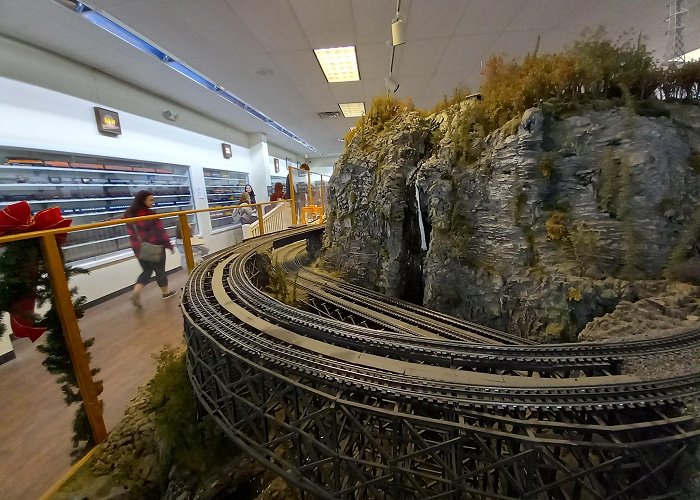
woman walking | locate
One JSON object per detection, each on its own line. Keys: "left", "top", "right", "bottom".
{"left": 125, "top": 190, "right": 177, "bottom": 307}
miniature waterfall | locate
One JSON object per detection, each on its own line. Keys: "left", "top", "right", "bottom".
{"left": 415, "top": 183, "right": 427, "bottom": 251}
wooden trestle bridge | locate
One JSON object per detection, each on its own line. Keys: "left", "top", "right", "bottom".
{"left": 181, "top": 226, "right": 700, "bottom": 499}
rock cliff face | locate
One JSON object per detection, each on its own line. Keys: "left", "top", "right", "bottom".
{"left": 322, "top": 103, "right": 700, "bottom": 341}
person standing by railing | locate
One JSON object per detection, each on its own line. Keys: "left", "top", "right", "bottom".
{"left": 124, "top": 190, "right": 177, "bottom": 308}
{"left": 232, "top": 191, "right": 258, "bottom": 225}
{"left": 244, "top": 184, "right": 257, "bottom": 204}
{"left": 270, "top": 182, "right": 287, "bottom": 202}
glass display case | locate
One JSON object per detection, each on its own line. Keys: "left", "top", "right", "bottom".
{"left": 0, "top": 147, "right": 194, "bottom": 265}
{"left": 203, "top": 167, "right": 248, "bottom": 231}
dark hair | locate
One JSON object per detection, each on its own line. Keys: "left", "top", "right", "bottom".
{"left": 125, "top": 190, "right": 154, "bottom": 217}
{"left": 274, "top": 182, "right": 284, "bottom": 192}
{"left": 244, "top": 184, "right": 255, "bottom": 196}
{"left": 300, "top": 163, "right": 310, "bottom": 171}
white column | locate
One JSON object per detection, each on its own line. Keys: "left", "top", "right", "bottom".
{"left": 248, "top": 133, "right": 271, "bottom": 202}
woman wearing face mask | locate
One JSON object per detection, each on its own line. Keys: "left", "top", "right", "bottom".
{"left": 124, "top": 190, "right": 177, "bottom": 307}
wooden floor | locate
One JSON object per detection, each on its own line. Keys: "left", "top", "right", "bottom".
{"left": 0, "top": 271, "right": 188, "bottom": 500}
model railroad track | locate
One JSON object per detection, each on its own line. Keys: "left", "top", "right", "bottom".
{"left": 276, "top": 243, "right": 534, "bottom": 346}
{"left": 182, "top": 226, "right": 700, "bottom": 499}
{"left": 275, "top": 236, "right": 700, "bottom": 364}
{"left": 278, "top": 241, "right": 536, "bottom": 346}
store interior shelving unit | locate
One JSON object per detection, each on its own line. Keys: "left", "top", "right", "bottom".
{"left": 0, "top": 147, "right": 194, "bottom": 266}
{"left": 203, "top": 167, "right": 248, "bottom": 232}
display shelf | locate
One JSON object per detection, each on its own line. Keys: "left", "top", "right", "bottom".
{"left": 0, "top": 146, "right": 194, "bottom": 265}
{"left": 203, "top": 167, "right": 248, "bottom": 231}
{"left": 1, "top": 165, "right": 188, "bottom": 178}
{"left": 0, "top": 194, "right": 192, "bottom": 206}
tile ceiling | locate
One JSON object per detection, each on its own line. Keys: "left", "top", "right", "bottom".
{"left": 1, "top": 0, "right": 699, "bottom": 157}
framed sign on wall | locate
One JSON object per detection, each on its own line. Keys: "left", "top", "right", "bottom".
{"left": 94, "top": 107, "right": 121, "bottom": 136}
{"left": 274, "top": 158, "right": 280, "bottom": 173}
{"left": 221, "top": 143, "right": 232, "bottom": 159}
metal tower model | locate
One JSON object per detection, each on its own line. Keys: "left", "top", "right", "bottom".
{"left": 663, "top": 0, "right": 688, "bottom": 64}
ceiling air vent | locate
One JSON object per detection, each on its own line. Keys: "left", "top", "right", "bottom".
{"left": 318, "top": 111, "right": 341, "bottom": 119}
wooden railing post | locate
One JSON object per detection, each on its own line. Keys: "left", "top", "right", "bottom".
{"left": 307, "top": 170, "right": 314, "bottom": 206}
{"left": 320, "top": 175, "right": 326, "bottom": 213}
{"left": 256, "top": 204, "right": 265, "bottom": 236}
{"left": 177, "top": 214, "right": 195, "bottom": 273}
{"left": 288, "top": 166, "right": 297, "bottom": 225}
{"left": 40, "top": 234, "right": 107, "bottom": 444}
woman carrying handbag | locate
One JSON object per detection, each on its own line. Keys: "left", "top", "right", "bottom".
{"left": 125, "top": 190, "right": 177, "bottom": 308}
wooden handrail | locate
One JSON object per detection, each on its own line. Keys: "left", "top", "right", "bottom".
{"left": 0, "top": 199, "right": 293, "bottom": 245}
{"left": 0, "top": 197, "right": 295, "bottom": 446}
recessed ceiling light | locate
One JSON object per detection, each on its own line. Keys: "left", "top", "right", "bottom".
{"left": 313, "top": 46, "right": 360, "bottom": 83}
{"left": 339, "top": 102, "right": 366, "bottom": 118}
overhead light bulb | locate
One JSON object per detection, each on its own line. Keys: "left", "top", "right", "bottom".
{"left": 391, "top": 17, "right": 405, "bottom": 46}
{"left": 384, "top": 76, "right": 399, "bottom": 93}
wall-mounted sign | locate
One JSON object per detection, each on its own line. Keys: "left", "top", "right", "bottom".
{"left": 222, "top": 143, "right": 232, "bottom": 159}
{"left": 94, "top": 107, "right": 121, "bottom": 136}
{"left": 274, "top": 158, "right": 280, "bottom": 173}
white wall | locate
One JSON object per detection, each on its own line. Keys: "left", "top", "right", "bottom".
{"left": 0, "top": 36, "right": 306, "bottom": 359}
{"left": 307, "top": 156, "right": 340, "bottom": 177}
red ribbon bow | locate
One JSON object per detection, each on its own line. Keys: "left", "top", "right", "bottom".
{"left": 0, "top": 200, "right": 72, "bottom": 240}
{"left": 0, "top": 201, "right": 72, "bottom": 342}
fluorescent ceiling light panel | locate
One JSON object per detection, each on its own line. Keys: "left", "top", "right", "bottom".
{"left": 314, "top": 46, "right": 360, "bottom": 83}
{"left": 339, "top": 102, "right": 366, "bottom": 118}
{"left": 681, "top": 47, "right": 700, "bottom": 62}
{"left": 52, "top": 0, "right": 317, "bottom": 152}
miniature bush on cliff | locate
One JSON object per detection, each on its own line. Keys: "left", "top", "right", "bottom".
{"left": 345, "top": 95, "right": 420, "bottom": 146}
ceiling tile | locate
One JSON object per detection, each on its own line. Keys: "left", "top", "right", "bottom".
{"left": 425, "top": 70, "right": 481, "bottom": 105}
{"left": 290, "top": 0, "right": 355, "bottom": 48}
{"left": 506, "top": 0, "right": 577, "bottom": 32}
{"left": 487, "top": 31, "right": 545, "bottom": 59}
{"left": 228, "top": 0, "right": 309, "bottom": 52}
{"left": 329, "top": 80, "right": 365, "bottom": 103}
{"left": 3, "top": 0, "right": 696, "bottom": 157}
{"left": 357, "top": 43, "right": 391, "bottom": 82}
{"left": 454, "top": 0, "right": 525, "bottom": 35}
{"left": 352, "top": 0, "right": 397, "bottom": 45}
{"left": 435, "top": 33, "right": 501, "bottom": 74}
{"left": 405, "top": 0, "right": 469, "bottom": 40}
{"left": 164, "top": 0, "right": 267, "bottom": 56}
{"left": 270, "top": 50, "right": 326, "bottom": 85}
{"left": 393, "top": 37, "right": 452, "bottom": 76}
{"left": 295, "top": 83, "right": 339, "bottom": 111}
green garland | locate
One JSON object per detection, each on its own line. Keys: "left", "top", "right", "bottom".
{"left": 0, "top": 239, "right": 101, "bottom": 461}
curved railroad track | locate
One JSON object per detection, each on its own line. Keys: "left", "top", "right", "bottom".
{"left": 182, "top": 226, "right": 700, "bottom": 499}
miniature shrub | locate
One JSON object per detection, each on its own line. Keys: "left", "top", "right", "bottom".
{"left": 546, "top": 211, "right": 568, "bottom": 241}
{"left": 567, "top": 287, "right": 583, "bottom": 302}
{"left": 538, "top": 153, "right": 556, "bottom": 179}
{"left": 345, "top": 95, "right": 419, "bottom": 147}
{"left": 567, "top": 224, "right": 599, "bottom": 273}
{"left": 666, "top": 259, "right": 700, "bottom": 285}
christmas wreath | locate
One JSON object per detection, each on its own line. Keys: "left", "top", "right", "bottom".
{"left": 0, "top": 201, "right": 101, "bottom": 460}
